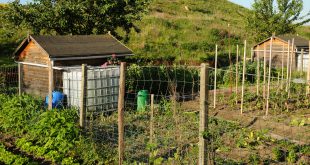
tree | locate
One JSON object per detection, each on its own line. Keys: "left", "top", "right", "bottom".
{"left": 4, "top": 0, "right": 150, "bottom": 39}
{"left": 247, "top": 0, "right": 310, "bottom": 41}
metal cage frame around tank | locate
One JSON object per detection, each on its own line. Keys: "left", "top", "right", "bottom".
{"left": 62, "top": 65, "right": 120, "bottom": 113}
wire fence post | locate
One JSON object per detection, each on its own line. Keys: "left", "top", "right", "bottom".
{"left": 214, "top": 45, "right": 218, "bottom": 108}
{"left": 266, "top": 37, "right": 273, "bottom": 116}
{"left": 80, "top": 64, "right": 87, "bottom": 128}
{"left": 118, "top": 62, "right": 126, "bottom": 165}
{"left": 241, "top": 40, "right": 246, "bottom": 115}
{"left": 18, "top": 63, "right": 22, "bottom": 96}
{"left": 199, "top": 63, "right": 209, "bottom": 165}
{"left": 48, "top": 61, "right": 54, "bottom": 110}
{"left": 235, "top": 45, "right": 239, "bottom": 104}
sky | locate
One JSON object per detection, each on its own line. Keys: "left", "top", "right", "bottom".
{"left": 229, "top": 0, "right": 310, "bottom": 24}
{"left": 230, "top": 0, "right": 309, "bottom": 25}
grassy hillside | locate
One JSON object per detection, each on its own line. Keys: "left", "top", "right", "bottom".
{"left": 297, "top": 26, "right": 310, "bottom": 40}
{"left": 124, "top": 0, "right": 309, "bottom": 64}
{"left": 124, "top": 0, "right": 251, "bottom": 63}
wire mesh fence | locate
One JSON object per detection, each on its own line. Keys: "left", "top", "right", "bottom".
{"left": 0, "top": 65, "right": 18, "bottom": 94}
{"left": 123, "top": 65, "right": 201, "bottom": 163}
{"left": 1, "top": 54, "right": 309, "bottom": 164}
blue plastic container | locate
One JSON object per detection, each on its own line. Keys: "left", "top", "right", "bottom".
{"left": 45, "top": 91, "right": 64, "bottom": 108}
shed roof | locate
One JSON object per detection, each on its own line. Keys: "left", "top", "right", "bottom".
{"left": 277, "top": 35, "right": 308, "bottom": 47}
{"left": 14, "top": 34, "right": 133, "bottom": 59}
{"left": 253, "top": 34, "right": 309, "bottom": 49}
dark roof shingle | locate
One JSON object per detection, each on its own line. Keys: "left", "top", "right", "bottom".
{"left": 15, "top": 34, "right": 133, "bottom": 58}
{"left": 277, "top": 34, "right": 308, "bottom": 47}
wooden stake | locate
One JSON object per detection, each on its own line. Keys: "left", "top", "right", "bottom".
{"left": 235, "top": 45, "right": 239, "bottom": 104}
{"left": 118, "top": 62, "right": 126, "bottom": 165}
{"left": 150, "top": 94, "right": 154, "bottom": 144}
{"left": 251, "top": 48, "right": 254, "bottom": 62}
{"left": 256, "top": 46, "right": 260, "bottom": 96}
{"left": 229, "top": 45, "right": 233, "bottom": 95}
{"left": 263, "top": 45, "right": 267, "bottom": 99}
{"left": 266, "top": 37, "right": 273, "bottom": 116}
{"left": 241, "top": 40, "right": 246, "bottom": 115}
{"left": 286, "top": 40, "right": 290, "bottom": 92}
{"left": 18, "top": 63, "right": 22, "bottom": 96}
{"left": 214, "top": 45, "right": 218, "bottom": 108}
{"left": 199, "top": 63, "right": 209, "bottom": 165}
{"left": 288, "top": 39, "right": 294, "bottom": 98}
{"left": 80, "top": 64, "right": 87, "bottom": 128}
{"left": 281, "top": 44, "right": 284, "bottom": 89}
{"left": 277, "top": 72, "right": 280, "bottom": 87}
{"left": 301, "top": 49, "right": 304, "bottom": 72}
{"left": 307, "top": 41, "right": 310, "bottom": 95}
{"left": 48, "top": 61, "right": 54, "bottom": 110}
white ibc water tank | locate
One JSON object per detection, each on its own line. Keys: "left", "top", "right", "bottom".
{"left": 63, "top": 66, "right": 120, "bottom": 113}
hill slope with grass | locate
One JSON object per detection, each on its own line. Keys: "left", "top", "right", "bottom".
{"left": 124, "top": 0, "right": 310, "bottom": 64}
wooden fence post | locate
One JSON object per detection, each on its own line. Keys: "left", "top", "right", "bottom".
{"left": 241, "top": 40, "right": 246, "bottom": 115}
{"left": 214, "top": 45, "right": 218, "bottom": 108}
{"left": 286, "top": 40, "right": 290, "bottom": 92}
{"left": 235, "top": 45, "right": 239, "bottom": 104}
{"left": 118, "top": 62, "right": 126, "bottom": 165}
{"left": 48, "top": 61, "right": 54, "bottom": 110}
{"left": 80, "top": 64, "right": 87, "bottom": 128}
{"left": 18, "top": 63, "right": 22, "bottom": 96}
{"left": 199, "top": 63, "right": 209, "bottom": 165}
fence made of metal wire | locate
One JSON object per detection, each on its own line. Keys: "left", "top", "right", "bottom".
{"left": 0, "top": 65, "right": 18, "bottom": 94}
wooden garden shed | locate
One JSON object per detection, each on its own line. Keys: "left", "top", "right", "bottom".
{"left": 14, "top": 34, "right": 133, "bottom": 98}
{"left": 253, "top": 34, "right": 309, "bottom": 71}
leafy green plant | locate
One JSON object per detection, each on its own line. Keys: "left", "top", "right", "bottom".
{"left": 272, "top": 147, "right": 285, "bottom": 162}
{"left": 286, "top": 149, "right": 297, "bottom": 163}
{"left": 249, "top": 153, "right": 260, "bottom": 165}
{"left": 0, "top": 143, "right": 30, "bottom": 165}
{"left": 0, "top": 95, "right": 42, "bottom": 135}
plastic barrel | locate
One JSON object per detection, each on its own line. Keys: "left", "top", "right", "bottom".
{"left": 45, "top": 91, "right": 64, "bottom": 108}
{"left": 137, "top": 90, "right": 149, "bottom": 112}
